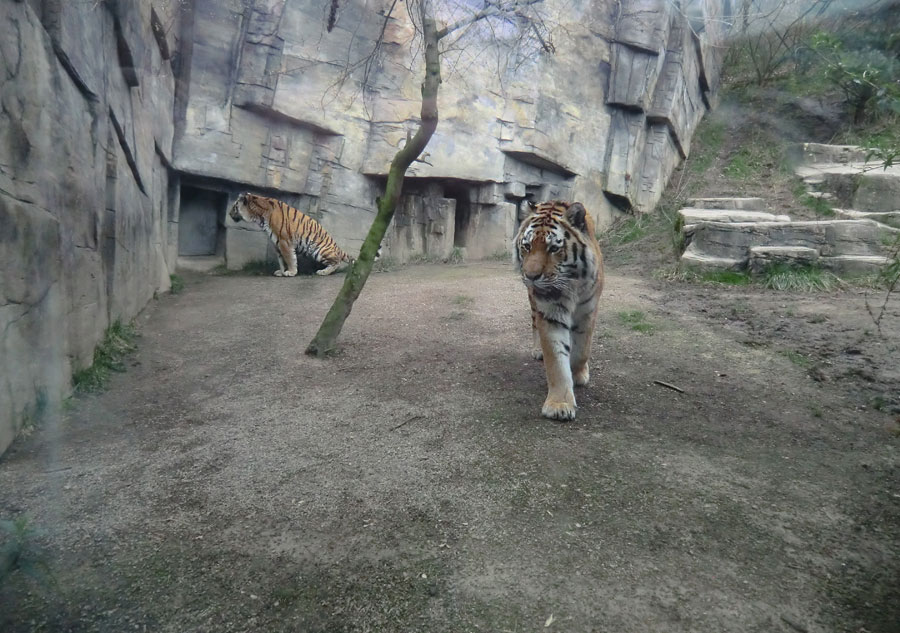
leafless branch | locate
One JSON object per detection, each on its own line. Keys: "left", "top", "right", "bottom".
{"left": 436, "top": 0, "right": 545, "bottom": 40}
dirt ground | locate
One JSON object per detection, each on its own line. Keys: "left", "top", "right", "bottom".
{"left": 1, "top": 259, "right": 898, "bottom": 633}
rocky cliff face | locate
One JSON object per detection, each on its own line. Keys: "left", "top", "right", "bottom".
{"left": 1, "top": 0, "right": 180, "bottom": 454}
{"left": 0, "top": 0, "right": 729, "bottom": 454}
{"left": 178, "top": 0, "right": 730, "bottom": 266}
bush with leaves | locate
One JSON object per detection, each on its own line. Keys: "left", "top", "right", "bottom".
{"left": 811, "top": 32, "right": 900, "bottom": 123}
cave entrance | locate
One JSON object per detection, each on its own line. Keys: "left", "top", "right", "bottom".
{"left": 444, "top": 184, "right": 471, "bottom": 248}
{"left": 178, "top": 186, "right": 227, "bottom": 257}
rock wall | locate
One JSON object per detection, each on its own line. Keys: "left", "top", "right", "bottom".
{"left": 175, "top": 0, "right": 731, "bottom": 269}
{"left": 0, "top": 0, "right": 180, "bottom": 454}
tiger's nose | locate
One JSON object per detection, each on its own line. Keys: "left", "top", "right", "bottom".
{"left": 524, "top": 271, "right": 541, "bottom": 281}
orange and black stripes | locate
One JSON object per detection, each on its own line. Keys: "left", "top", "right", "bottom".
{"left": 229, "top": 192, "right": 357, "bottom": 276}
{"left": 513, "top": 199, "right": 605, "bottom": 421}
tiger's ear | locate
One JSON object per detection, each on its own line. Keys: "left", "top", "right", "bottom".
{"left": 565, "top": 202, "right": 588, "bottom": 231}
{"left": 527, "top": 200, "right": 537, "bottom": 210}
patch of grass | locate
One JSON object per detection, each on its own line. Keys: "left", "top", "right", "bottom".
{"left": 451, "top": 294, "right": 474, "bottom": 307}
{"left": 617, "top": 310, "right": 655, "bottom": 334}
{"left": 657, "top": 266, "right": 754, "bottom": 286}
{"left": 762, "top": 264, "right": 843, "bottom": 292}
{"left": 1, "top": 517, "right": 52, "bottom": 590}
{"left": 781, "top": 349, "right": 812, "bottom": 369}
{"left": 723, "top": 146, "right": 766, "bottom": 180}
{"left": 446, "top": 247, "right": 466, "bottom": 264}
{"left": 601, "top": 214, "right": 653, "bottom": 247}
{"left": 701, "top": 270, "right": 753, "bottom": 285}
{"left": 798, "top": 192, "right": 836, "bottom": 217}
{"left": 810, "top": 405, "right": 824, "bottom": 418}
{"left": 72, "top": 321, "right": 138, "bottom": 394}
{"left": 688, "top": 119, "right": 726, "bottom": 174}
{"left": 18, "top": 390, "right": 48, "bottom": 438}
{"left": 169, "top": 274, "right": 184, "bottom": 294}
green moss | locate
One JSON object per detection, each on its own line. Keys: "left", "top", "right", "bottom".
{"left": 72, "top": 321, "right": 138, "bottom": 394}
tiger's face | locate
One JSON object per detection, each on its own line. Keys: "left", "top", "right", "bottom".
{"left": 517, "top": 224, "right": 566, "bottom": 291}
{"left": 229, "top": 193, "right": 253, "bottom": 223}
{"left": 515, "top": 200, "right": 588, "bottom": 295}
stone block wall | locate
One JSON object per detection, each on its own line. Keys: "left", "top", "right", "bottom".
{"left": 0, "top": 0, "right": 180, "bottom": 454}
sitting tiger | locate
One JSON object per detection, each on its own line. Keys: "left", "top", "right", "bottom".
{"left": 514, "top": 200, "right": 604, "bottom": 421}
{"left": 229, "top": 192, "right": 374, "bottom": 277}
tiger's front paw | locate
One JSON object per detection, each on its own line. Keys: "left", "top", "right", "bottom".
{"left": 573, "top": 365, "right": 590, "bottom": 386}
{"left": 531, "top": 348, "right": 543, "bottom": 361}
{"left": 274, "top": 270, "right": 284, "bottom": 277}
{"left": 542, "top": 397, "right": 576, "bottom": 421}
{"left": 281, "top": 270, "right": 297, "bottom": 277}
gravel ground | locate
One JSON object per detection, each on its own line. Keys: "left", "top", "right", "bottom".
{"left": 1, "top": 262, "right": 898, "bottom": 633}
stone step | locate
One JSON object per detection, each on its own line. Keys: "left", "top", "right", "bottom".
{"left": 797, "top": 142, "right": 869, "bottom": 165}
{"left": 748, "top": 246, "right": 819, "bottom": 273}
{"left": 684, "top": 219, "right": 886, "bottom": 258}
{"left": 795, "top": 165, "right": 900, "bottom": 214}
{"left": 680, "top": 251, "right": 744, "bottom": 272}
{"left": 677, "top": 208, "right": 790, "bottom": 234}
{"left": 832, "top": 208, "right": 900, "bottom": 230}
{"left": 686, "top": 197, "right": 766, "bottom": 210}
{"left": 821, "top": 255, "right": 892, "bottom": 275}
{"left": 681, "top": 220, "right": 890, "bottom": 274}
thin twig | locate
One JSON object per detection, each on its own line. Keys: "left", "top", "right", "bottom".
{"left": 390, "top": 415, "right": 424, "bottom": 432}
{"left": 653, "top": 380, "right": 685, "bottom": 394}
{"left": 780, "top": 615, "right": 809, "bottom": 633}
{"left": 42, "top": 467, "right": 73, "bottom": 474}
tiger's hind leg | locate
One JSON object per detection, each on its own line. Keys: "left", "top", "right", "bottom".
{"left": 315, "top": 253, "right": 344, "bottom": 276}
{"left": 316, "top": 263, "right": 339, "bottom": 276}
{"left": 570, "top": 300, "right": 599, "bottom": 387}
{"left": 274, "top": 240, "right": 298, "bottom": 277}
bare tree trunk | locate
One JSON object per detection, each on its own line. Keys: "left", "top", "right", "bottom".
{"left": 305, "top": 15, "right": 442, "bottom": 357}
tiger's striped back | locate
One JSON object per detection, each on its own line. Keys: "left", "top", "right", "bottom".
{"left": 229, "top": 193, "right": 354, "bottom": 276}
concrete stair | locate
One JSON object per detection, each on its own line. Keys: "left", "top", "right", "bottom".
{"left": 795, "top": 142, "right": 900, "bottom": 230}
{"left": 681, "top": 219, "right": 893, "bottom": 275}
{"left": 686, "top": 197, "right": 767, "bottom": 210}
{"left": 674, "top": 144, "right": 898, "bottom": 276}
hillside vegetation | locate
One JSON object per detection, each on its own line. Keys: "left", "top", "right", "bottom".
{"left": 602, "top": 1, "right": 900, "bottom": 292}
